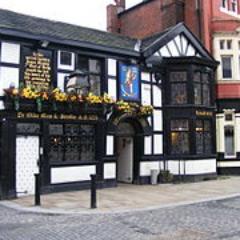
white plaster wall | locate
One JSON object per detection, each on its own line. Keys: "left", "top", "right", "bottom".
{"left": 216, "top": 114, "right": 225, "bottom": 152}
{"left": 108, "top": 59, "right": 117, "bottom": 76}
{"left": 153, "top": 85, "right": 162, "bottom": 107}
{"left": 144, "top": 136, "right": 152, "bottom": 155}
{"left": 51, "top": 165, "right": 96, "bottom": 184}
{"left": 218, "top": 161, "right": 240, "bottom": 167}
{"left": 141, "top": 72, "right": 151, "bottom": 82}
{"left": 1, "top": 42, "right": 20, "bottom": 64}
{"left": 154, "top": 134, "right": 163, "bottom": 155}
{"left": 57, "top": 73, "right": 69, "bottom": 92}
{"left": 104, "top": 163, "right": 116, "bottom": 179}
{"left": 168, "top": 159, "right": 216, "bottom": 175}
{"left": 153, "top": 110, "right": 162, "bottom": 131}
{"left": 140, "top": 161, "right": 161, "bottom": 176}
{"left": 108, "top": 78, "right": 117, "bottom": 100}
{"left": 235, "top": 114, "right": 240, "bottom": 153}
{"left": 0, "top": 67, "right": 19, "bottom": 95}
{"left": 141, "top": 83, "right": 151, "bottom": 105}
{"left": 106, "top": 135, "right": 114, "bottom": 155}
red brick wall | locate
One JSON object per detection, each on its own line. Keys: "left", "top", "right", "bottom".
{"left": 119, "top": 0, "right": 163, "bottom": 39}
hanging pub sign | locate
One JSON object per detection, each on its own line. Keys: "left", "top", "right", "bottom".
{"left": 118, "top": 62, "right": 140, "bottom": 101}
{"left": 24, "top": 50, "right": 51, "bottom": 91}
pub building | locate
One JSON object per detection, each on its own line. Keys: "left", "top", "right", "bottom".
{"left": 0, "top": 9, "right": 218, "bottom": 199}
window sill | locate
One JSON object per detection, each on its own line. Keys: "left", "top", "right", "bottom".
{"left": 50, "top": 161, "right": 98, "bottom": 167}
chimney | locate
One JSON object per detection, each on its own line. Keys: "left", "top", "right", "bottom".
{"left": 107, "top": 0, "right": 126, "bottom": 33}
{"left": 115, "top": 0, "right": 126, "bottom": 13}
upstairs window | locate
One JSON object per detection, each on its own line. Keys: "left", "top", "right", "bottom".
{"left": 170, "top": 71, "right": 187, "bottom": 105}
{"left": 231, "top": 0, "right": 237, "bottom": 12}
{"left": 58, "top": 51, "right": 75, "bottom": 70}
{"left": 221, "top": 56, "right": 232, "bottom": 79}
{"left": 222, "top": 0, "right": 227, "bottom": 8}
{"left": 227, "top": 40, "right": 232, "bottom": 49}
{"left": 220, "top": 40, "right": 225, "bottom": 50}
{"left": 194, "top": 72, "right": 211, "bottom": 106}
{"left": 76, "top": 55, "right": 102, "bottom": 95}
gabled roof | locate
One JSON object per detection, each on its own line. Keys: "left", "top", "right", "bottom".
{"left": 0, "top": 8, "right": 139, "bottom": 56}
{"left": 142, "top": 23, "right": 215, "bottom": 61}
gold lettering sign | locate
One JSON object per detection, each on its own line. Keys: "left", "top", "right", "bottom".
{"left": 24, "top": 52, "right": 51, "bottom": 91}
{"left": 196, "top": 110, "right": 213, "bottom": 117}
{"left": 17, "top": 112, "right": 98, "bottom": 121}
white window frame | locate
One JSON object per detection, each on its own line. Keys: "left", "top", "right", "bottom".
{"left": 221, "top": 55, "right": 233, "bottom": 80}
{"left": 57, "top": 51, "right": 75, "bottom": 70}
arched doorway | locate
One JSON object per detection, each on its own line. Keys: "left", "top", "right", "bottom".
{"left": 116, "top": 122, "right": 135, "bottom": 183}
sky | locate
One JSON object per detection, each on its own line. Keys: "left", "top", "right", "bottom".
{"left": 0, "top": 0, "right": 142, "bottom": 31}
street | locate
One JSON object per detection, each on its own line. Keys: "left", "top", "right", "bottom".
{"left": 1, "top": 196, "right": 240, "bottom": 240}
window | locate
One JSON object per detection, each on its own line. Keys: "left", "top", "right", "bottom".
{"left": 58, "top": 51, "right": 74, "bottom": 70}
{"left": 231, "top": 0, "right": 237, "bottom": 12}
{"left": 225, "top": 113, "right": 233, "bottom": 121}
{"left": 193, "top": 72, "right": 211, "bottom": 106}
{"left": 221, "top": 56, "right": 232, "bottom": 78}
{"left": 224, "top": 126, "right": 235, "bottom": 157}
{"left": 170, "top": 71, "right": 187, "bottom": 105}
{"left": 227, "top": 40, "right": 232, "bottom": 49}
{"left": 222, "top": 0, "right": 227, "bottom": 8}
{"left": 196, "top": 120, "right": 212, "bottom": 154}
{"left": 76, "top": 55, "right": 102, "bottom": 95}
{"left": 170, "top": 120, "right": 189, "bottom": 154}
{"left": 49, "top": 124, "right": 95, "bottom": 163}
{"left": 220, "top": 40, "right": 225, "bottom": 50}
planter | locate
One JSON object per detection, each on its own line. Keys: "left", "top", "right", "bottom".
{"left": 159, "top": 170, "right": 174, "bottom": 183}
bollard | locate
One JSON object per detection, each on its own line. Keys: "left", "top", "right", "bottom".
{"left": 34, "top": 173, "right": 41, "bottom": 206}
{"left": 90, "top": 174, "right": 97, "bottom": 209}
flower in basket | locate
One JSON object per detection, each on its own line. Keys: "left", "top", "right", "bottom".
{"left": 20, "top": 87, "right": 40, "bottom": 100}
{"left": 139, "top": 105, "right": 154, "bottom": 116}
{"left": 51, "top": 88, "right": 67, "bottom": 102}
{"left": 102, "top": 93, "right": 115, "bottom": 105}
{"left": 86, "top": 92, "right": 102, "bottom": 104}
{"left": 115, "top": 100, "right": 132, "bottom": 113}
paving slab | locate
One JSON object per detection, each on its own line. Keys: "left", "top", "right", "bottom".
{"left": 2, "top": 176, "right": 240, "bottom": 214}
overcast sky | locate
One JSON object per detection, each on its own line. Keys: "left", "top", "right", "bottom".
{"left": 0, "top": 0, "right": 142, "bottom": 31}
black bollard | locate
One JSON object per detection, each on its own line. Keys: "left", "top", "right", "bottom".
{"left": 34, "top": 173, "right": 41, "bottom": 206}
{"left": 90, "top": 174, "right": 97, "bottom": 209}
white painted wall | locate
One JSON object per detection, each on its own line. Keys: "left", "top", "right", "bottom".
{"left": 104, "top": 163, "right": 116, "bottom": 179}
{"left": 144, "top": 136, "right": 152, "bottom": 155}
{"left": 51, "top": 165, "right": 96, "bottom": 184}
{"left": 0, "top": 67, "right": 19, "bottom": 95}
{"left": 153, "top": 134, "right": 163, "bottom": 154}
{"left": 141, "top": 83, "right": 151, "bottom": 105}
{"left": 106, "top": 135, "right": 114, "bottom": 155}
{"left": 218, "top": 161, "right": 240, "bottom": 167}
{"left": 141, "top": 72, "right": 151, "bottom": 82}
{"left": 108, "top": 78, "right": 117, "bottom": 100}
{"left": 140, "top": 161, "right": 164, "bottom": 176}
{"left": 216, "top": 114, "right": 225, "bottom": 153}
{"left": 108, "top": 58, "right": 117, "bottom": 76}
{"left": 57, "top": 72, "right": 69, "bottom": 92}
{"left": 152, "top": 85, "right": 162, "bottom": 107}
{"left": 167, "top": 159, "right": 216, "bottom": 175}
{"left": 153, "top": 110, "right": 162, "bottom": 131}
{"left": 1, "top": 42, "right": 20, "bottom": 64}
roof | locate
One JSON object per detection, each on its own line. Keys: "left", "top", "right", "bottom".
{"left": 0, "top": 8, "right": 139, "bottom": 56}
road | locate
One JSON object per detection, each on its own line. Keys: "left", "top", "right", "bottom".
{"left": 1, "top": 197, "right": 240, "bottom": 240}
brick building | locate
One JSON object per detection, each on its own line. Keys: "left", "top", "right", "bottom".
{"left": 107, "top": 0, "right": 240, "bottom": 174}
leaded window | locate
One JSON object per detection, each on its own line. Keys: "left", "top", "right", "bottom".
{"left": 170, "top": 120, "right": 189, "bottom": 154}
{"left": 193, "top": 72, "right": 211, "bottom": 106}
{"left": 196, "top": 120, "right": 212, "bottom": 154}
{"left": 170, "top": 71, "right": 187, "bottom": 105}
{"left": 76, "top": 55, "right": 102, "bottom": 95}
{"left": 49, "top": 124, "right": 95, "bottom": 163}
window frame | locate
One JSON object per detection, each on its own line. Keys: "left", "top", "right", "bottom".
{"left": 58, "top": 51, "right": 75, "bottom": 70}
{"left": 221, "top": 55, "right": 233, "bottom": 79}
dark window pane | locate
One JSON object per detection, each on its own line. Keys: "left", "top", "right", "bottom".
{"left": 202, "top": 73, "right": 209, "bottom": 83}
{"left": 194, "top": 83, "right": 201, "bottom": 104}
{"left": 220, "top": 40, "right": 225, "bottom": 49}
{"left": 225, "top": 114, "right": 233, "bottom": 121}
{"left": 203, "top": 84, "right": 210, "bottom": 105}
{"left": 171, "top": 132, "right": 189, "bottom": 154}
{"left": 60, "top": 51, "right": 72, "bottom": 66}
{"left": 77, "top": 56, "right": 88, "bottom": 72}
{"left": 49, "top": 124, "right": 63, "bottom": 135}
{"left": 89, "top": 75, "right": 101, "bottom": 95}
{"left": 17, "top": 123, "right": 40, "bottom": 134}
{"left": 171, "top": 83, "right": 187, "bottom": 104}
{"left": 196, "top": 132, "right": 204, "bottom": 154}
{"left": 171, "top": 120, "right": 189, "bottom": 131}
{"left": 89, "top": 59, "right": 101, "bottom": 73}
{"left": 225, "top": 126, "right": 234, "bottom": 156}
{"left": 194, "top": 72, "right": 201, "bottom": 82}
{"left": 204, "top": 133, "right": 212, "bottom": 154}
{"left": 222, "top": 56, "right": 232, "bottom": 78}
{"left": 170, "top": 71, "right": 187, "bottom": 82}
{"left": 49, "top": 136, "right": 64, "bottom": 161}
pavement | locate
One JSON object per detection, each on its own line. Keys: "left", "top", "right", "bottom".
{"left": 2, "top": 176, "right": 240, "bottom": 214}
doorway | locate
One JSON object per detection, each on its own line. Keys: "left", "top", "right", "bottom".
{"left": 116, "top": 122, "right": 135, "bottom": 183}
{"left": 16, "top": 136, "right": 40, "bottom": 196}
